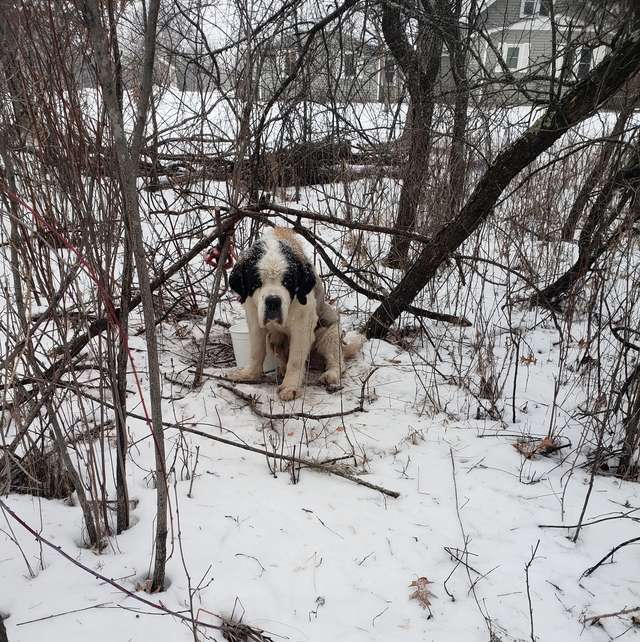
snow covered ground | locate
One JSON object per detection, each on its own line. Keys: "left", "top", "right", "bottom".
{"left": 2, "top": 94, "right": 640, "bottom": 641}
{"left": 2, "top": 214, "right": 640, "bottom": 642}
{"left": 3, "top": 330, "right": 640, "bottom": 642}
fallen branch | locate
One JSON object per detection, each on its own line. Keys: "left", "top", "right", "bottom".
{"left": 54, "top": 380, "right": 401, "bottom": 499}
{"left": 217, "top": 382, "right": 367, "bottom": 420}
{"left": 179, "top": 420, "right": 400, "bottom": 499}
{"left": 582, "top": 605, "right": 640, "bottom": 625}
{"left": 0, "top": 498, "right": 221, "bottom": 632}
{"left": 581, "top": 536, "right": 640, "bottom": 578}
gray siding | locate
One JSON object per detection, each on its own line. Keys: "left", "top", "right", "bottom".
{"left": 449, "top": 0, "right": 603, "bottom": 105}
{"left": 255, "top": 38, "right": 404, "bottom": 104}
{"left": 176, "top": 34, "right": 404, "bottom": 104}
{"left": 483, "top": 0, "right": 581, "bottom": 30}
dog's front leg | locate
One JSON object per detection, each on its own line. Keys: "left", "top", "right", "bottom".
{"left": 227, "top": 300, "right": 267, "bottom": 381}
{"left": 277, "top": 324, "right": 314, "bottom": 401}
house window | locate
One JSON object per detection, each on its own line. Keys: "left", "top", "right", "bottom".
{"left": 522, "top": 0, "right": 536, "bottom": 15}
{"left": 384, "top": 55, "right": 396, "bottom": 84}
{"left": 495, "top": 43, "right": 529, "bottom": 72}
{"left": 506, "top": 46, "right": 520, "bottom": 69}
{"left": 283, "top": 50, "right": 297, "bottom": 76}
{"left": 576, "top": 47, "right": 593, "bottom": 80}
{"left": 343, "top": 52, "right": 356, "bottom": 78}
{"left": 521, "top": 0, "right": 551, "bottom": 17}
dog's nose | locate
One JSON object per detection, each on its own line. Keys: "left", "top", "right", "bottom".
{"left": 264, "top": 295, "right": 282, "bottom": 321}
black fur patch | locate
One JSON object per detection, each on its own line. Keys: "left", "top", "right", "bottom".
{"left": 279, "top": 241, "right": 316, "bottom": 305}
{"left": 229, "top": 240, "right": 264, "bottom": 303}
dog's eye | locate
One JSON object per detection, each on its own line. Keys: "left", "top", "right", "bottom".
{"left": 282, "top": 273, "right": 296, "bottom": 299}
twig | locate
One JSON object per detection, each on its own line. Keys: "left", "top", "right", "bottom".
{"left": 372, "top": 606, "right": 389, "bottom": 627}
{"left": 16, "top": 214, "right": 240, "bottom": 388}
{"left": 525, "top": 540, "right": 540, "bottom": 642}
{"left": 449, "top": 448, "right": 495, "bottom": 635}
{"left": 193, "top": 209, "right": 233, "bottom": 387}
{"left": 187, "top": 445, "right": 200, "bottom": 498}
{"left": 16, "top": 602, "right": 112, "bottom": 626}
{"left": 538, "top": 507, "right": 640, "bottom": 529}
{"left": 218, "top": 381, "right": 366, "bottom": 420}
{"left": 582, "top": 605, "right": 640, "bottom": 625}
{"left": 234, "top": 553, "right": 266, "bottom": 577}
{"left": 581, "top": 536, "right": 640, "bottom": 578}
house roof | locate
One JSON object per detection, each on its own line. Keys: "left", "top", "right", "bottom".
{"left": 462, "top": 0, "right": 499, "bottom": 16}
{"left": 484, "top": 14, "right": 591, "bottom": 35}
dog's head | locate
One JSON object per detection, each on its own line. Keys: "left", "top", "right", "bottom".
{"left": 229, "top": 229, "right": 316, "bottom": 327}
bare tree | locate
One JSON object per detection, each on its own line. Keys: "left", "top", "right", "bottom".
{"left": 365, "top": 13, "right": 640, "bottom": 338}
{"left": 78, "top": 0, "right": 168, "bottom": 589}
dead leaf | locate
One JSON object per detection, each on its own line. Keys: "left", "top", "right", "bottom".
{"left": 520, "top": 353, "right": 537, "bottom": 366}
{"left": 409, "top": 576, "right": 434, "bottom": 610}
{"left": 513, "top": 436, "right": 561, "bottom": 459}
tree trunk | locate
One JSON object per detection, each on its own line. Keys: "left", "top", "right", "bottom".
{"left": 384, "top": 99, "right": 436, "bottom": 267}
{"left": 79, "top": 0, "right": 168, "bottom": 590}
{"left": 381, "top": 5, "right": 442, "bottom": 269}
{"left": 561, "top": 98, "right": 637, "bottom": 240}
{"left": 531, "top": 148, "right": 639, "bottom": 307}
{"left": 114, "top": 237, "right": 133, "bottom": 534}
{"left": 105, "top": 0, "right": 131, "bottom": 536}
{"left": 365, "top": 30, "right": 640, "bottom": 338}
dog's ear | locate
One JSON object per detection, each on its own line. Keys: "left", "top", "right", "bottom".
{"left": 295, "top": 260, "right": 316, "bottom": 305}
{"left": 229, "top": 259, "right": 250, "bottom": 303}
{"left": 229, "top": 241, "right": 263, "bottom": 303}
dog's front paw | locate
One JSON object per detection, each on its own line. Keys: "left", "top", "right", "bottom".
{"left": 318, "top": 369, "right": 340, "bottom": 386}
{"left": 277, "top": 383, "right": 300, "bottom": 401}
{"left": 226, "top": 367, "right": 263, "bottom": 382}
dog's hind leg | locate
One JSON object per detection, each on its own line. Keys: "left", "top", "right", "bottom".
{"left": 315, "top": 324, "right": 344, "bottom": 386}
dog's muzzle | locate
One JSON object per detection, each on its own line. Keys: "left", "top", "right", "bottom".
{"left": 263, "top": 295, "right": 282, "bottom": 323}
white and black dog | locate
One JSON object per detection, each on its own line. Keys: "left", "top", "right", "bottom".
{"left": 227, "top": 227, "right": 362, "bottom": 400}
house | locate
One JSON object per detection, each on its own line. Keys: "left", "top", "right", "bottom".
{"left": 254, "top": 31, "right": 403, "bottom": 104}
{"left": 439, "top": 0, "right": 609, "bottom": 105}
{"left": 173, "top": 2, "right": 403, "bottom": 104}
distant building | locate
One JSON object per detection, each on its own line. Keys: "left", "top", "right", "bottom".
{"left": 252, "top": 34, "right": 403, "bottom": 104}
{"left": 174, "top": 3, "right": 404, "bottom": 104}
{"left": 439, "top": 0, "right": 608, "bottom": 104}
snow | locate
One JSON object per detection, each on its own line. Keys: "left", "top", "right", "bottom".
{"left": 2, "top": 81, "right": 640, "bottom": 642}
{"left": 3, "top": 359, "right": 640, "bottom": 642}
{"left": 3, "top": 217, "right": 640, "bottom": 641}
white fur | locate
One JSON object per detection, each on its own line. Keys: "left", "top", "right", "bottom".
{"left": 227, "top": 229, "right": 361, "bottom": 400}
{"left": 254, "top": 237, "right": 291, "bottom": 329}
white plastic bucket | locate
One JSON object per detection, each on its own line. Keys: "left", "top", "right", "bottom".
{"left": 229, "top": 322, "right": 277, "bottom": 372}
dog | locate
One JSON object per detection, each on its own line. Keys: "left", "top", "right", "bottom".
{"left": 226, "top": 227, "right": 362, "bottom": 400}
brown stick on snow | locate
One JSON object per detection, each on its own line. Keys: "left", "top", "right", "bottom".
{"left": 56, "top": 376, "right": 401, "bottom": 499}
